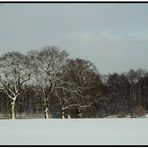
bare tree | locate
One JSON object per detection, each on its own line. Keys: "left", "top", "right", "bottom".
{"left": 0, "top": 52, "right": 32, "bottom": 119}
{"left": 55, "top": 58, "right": 103, "bottom": 118}
{"left": 28, "top": 46, "right": 68, "bottom": 119}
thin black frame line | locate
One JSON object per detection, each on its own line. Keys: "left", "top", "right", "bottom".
{"left": 1, "top": 145, "right": 148, "bottom": 147}
{"left": 0, "top": 1, "right": 148, "bottom": 3}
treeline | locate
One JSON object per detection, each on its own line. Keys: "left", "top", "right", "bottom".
{"left": 0, "top": 46, "right": 148, "bottom": 119}
{"left": 101, "top": 69, "right": 148, "bottom": 118}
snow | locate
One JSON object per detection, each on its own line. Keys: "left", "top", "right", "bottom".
{"left": 0, "top": 119, "right": 148, "bottom": 145}
{"left": 143, "top": 114, "right": 148, "bottom": 118}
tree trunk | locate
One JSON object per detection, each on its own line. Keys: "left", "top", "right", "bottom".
{"left": 44, "top": 107, "right": 49, "bottom": 119}
{"left": 67, "top": 114, "right": 71, "bottom": 119}
{"left": 61, "top": 109, "right": 65, "bottom": 119}
{"left": 11, "top": 99, "right": 16, "bottom": 119}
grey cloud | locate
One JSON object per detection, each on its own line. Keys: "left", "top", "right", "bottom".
{"left": 0, "top": 4, "right": 148, "bottom": 74}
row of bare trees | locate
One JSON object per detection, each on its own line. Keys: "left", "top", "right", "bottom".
{"left": 0, "top": 46, "right": 148, "bottom": 119}
{"left": 0, "top": 46, "right": 104, "bottom": 119}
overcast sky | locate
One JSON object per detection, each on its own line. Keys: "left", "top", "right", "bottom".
{"left": 0, "top": 3, "right": 148, "bottom": 74}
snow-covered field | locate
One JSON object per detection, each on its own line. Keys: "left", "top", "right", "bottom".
{"left": 0, "top": 119, "right": 148, "bottom": 145}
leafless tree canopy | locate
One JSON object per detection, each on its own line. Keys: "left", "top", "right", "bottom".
{"left": 0, "top": 47, "right": 148, "bottom": 119}
{"left": 0, "top": 52, "right": 32, "bottom": 119}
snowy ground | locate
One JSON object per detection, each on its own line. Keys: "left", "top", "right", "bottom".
{"left": 0, "top": 119, "right": 148, "bottom": 145}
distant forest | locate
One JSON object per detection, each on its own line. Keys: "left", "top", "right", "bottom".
{"left": 0, "top": 46, "right": 148, "bottom": 119}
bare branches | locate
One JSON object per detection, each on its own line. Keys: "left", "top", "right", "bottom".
{"left": 0, "top": 52, "right": 32, "bottom": 100}
{"left": 28, "top": 46, "right": 69, "bottom": 118}
{"left": 18, "top": 73, "right": 31, "bottom": 89}
{"left": 0, "top": 47, "right": 104, "bottom": 119}
{"left": 53, "top": 58, "right": 103, "bottom": 118}
{"left": 62, "top": 102, "right": 94, "bottom": 111}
